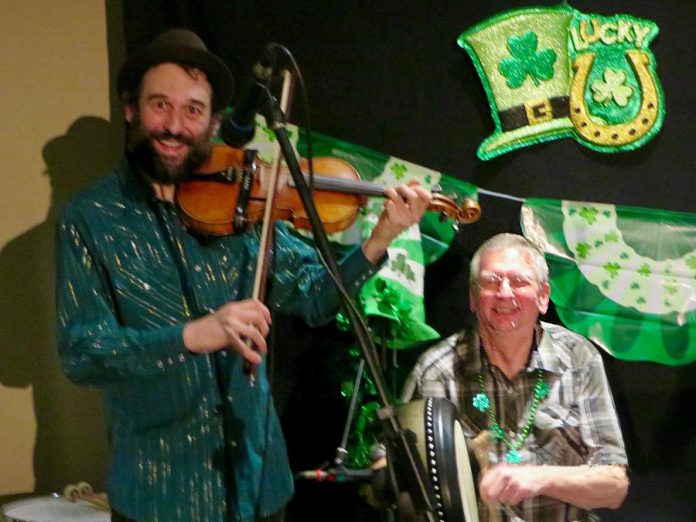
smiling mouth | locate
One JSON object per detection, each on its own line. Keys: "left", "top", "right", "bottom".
{"left": 494, "top": 300, "right": 519, "bottom": 315}
{"left": 155, "top": 138, "right": 188, "bottom": 155}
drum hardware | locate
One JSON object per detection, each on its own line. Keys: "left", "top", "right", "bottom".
{"left": 293, "top": 320, "right": 439, "bottom": 521}
{"left": 294, "top": 358, "right": 378, "bottom": 484}
{"left": 62, "top": 481, "right": 110, "bottom": 513}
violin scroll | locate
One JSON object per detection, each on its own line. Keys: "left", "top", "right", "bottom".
{"left": 431, "top": 194, "right": 481, "bottom": 229}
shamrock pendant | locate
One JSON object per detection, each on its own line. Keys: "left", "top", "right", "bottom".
{"left": 472, "top": 393, "right": 490, "bottom": 412}
{"left": 505, "top": 449, "right": 522, "bottom": 464}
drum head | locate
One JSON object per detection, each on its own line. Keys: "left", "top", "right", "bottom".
{"left": 2, "top": 495, "right": 110, "bottom": 522}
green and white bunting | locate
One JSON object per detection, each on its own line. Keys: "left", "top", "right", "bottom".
{"left": 522, "top": 198, "right": 696, "bottom": 365}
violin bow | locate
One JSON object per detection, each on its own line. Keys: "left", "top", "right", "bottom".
{"left": 245, "top": 68, "right": 295, "bottom": 385}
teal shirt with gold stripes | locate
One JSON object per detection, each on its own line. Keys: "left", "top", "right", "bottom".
{"left": 56, "top": 159, "right": 380, "bottom": 521}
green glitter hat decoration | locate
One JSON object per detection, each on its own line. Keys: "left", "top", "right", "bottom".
{"left": 458, "top": 5, "right": 664, "bottom": 160}
{"left": 459, "top": 6, "right": 576, "bottom": 160}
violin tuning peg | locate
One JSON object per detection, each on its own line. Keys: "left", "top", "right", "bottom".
{"left": 452, "top": 222, "right": 460, "bottom": 233}
{"left": 439, "top": 211, "right": 449, "bottom": 224}
{"left": 449, "top": 192, "right": 459, "bottom": 201}
{"left": 431, "top": 184, "right": 442, "bottom": 194}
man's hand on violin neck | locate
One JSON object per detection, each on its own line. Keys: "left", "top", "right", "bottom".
{"left": 182, "top": 299, "right": 271, "bottom": 363}
{"left": 362, "top": 181, "right": 432, "bottom": 264}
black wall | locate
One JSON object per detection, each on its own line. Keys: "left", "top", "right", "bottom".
{"left": 120, "top": 2, "right": 696, "bottom": 520}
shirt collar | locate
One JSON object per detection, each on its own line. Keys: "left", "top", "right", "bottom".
{"left": 469, "top": 321, "right": 562, "bottom": 377}
{"left": 530, "top": 321, "right": 563, "bottom": 375}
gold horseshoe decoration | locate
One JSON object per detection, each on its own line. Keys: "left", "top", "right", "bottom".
{"left": 569, "top": 50, "right": 659, "bottom": 146}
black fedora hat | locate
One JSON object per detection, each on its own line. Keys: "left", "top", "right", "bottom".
{"left": 117, "top": 28, "right": 234, "bottom": 111}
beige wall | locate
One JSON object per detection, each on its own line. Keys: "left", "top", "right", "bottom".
{"left": 0, "top": 1, "right": 123, "bottom": 497}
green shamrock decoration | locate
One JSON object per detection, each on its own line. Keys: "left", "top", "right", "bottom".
{"left": 498, "top": 31, "right": 557, "bottom": 89}
{"left": 638, "top": 264, "right": 652, "bottom": 277}
{"left": 591, "top": 68, "right": 634, "bottom": 107}
{"left": 390, "top": 253, "right": 415, "bottom": 281}
{"left": 391, "top": 162, "right": 408, "bottom": 180}
{"left": 665, "top": 283, "right": 678, "bottom": 296}
{"left": 578, "top": 206, "right": 599, "bottom": 225}
{"left": 472, "top": 393, "right": 490, "bottom": 412}
{"left": 603, "top": 262, "right": 621, "bottom": 278}
{"left": 576, "top": 242, "right": 592, "bottom": 259}
{"left": 604, "top": 231, "right": 619, "bottom": 243}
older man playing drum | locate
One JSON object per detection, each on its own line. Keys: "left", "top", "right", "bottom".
{"left": 402, "top": 233, "right": 629, "bottom": 521}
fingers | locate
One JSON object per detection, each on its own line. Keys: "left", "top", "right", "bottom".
{"left": 383, "top": 182, "right": 432, "bottom": 225}
{"left": 213, "top": 299, "right": 272, "bottom": 364}
{"left": 362, "top": 180, "right": 433, "bottom": 263}
{"left": 479, "top": 465, "right": 537, "bottom": 506}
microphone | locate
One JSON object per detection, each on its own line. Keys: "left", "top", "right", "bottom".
{"left": 220, "top": 44, "right": 279, "bottom": 147}
{"left": 295, "top": 467, "right": 374, "bottom": 483}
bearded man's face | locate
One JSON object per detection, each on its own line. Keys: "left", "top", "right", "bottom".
{"left": 125, "top": 62, "right": 217, "bottom": 184}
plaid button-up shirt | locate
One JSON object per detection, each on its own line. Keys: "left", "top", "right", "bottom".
{"left": 401, "top": 321, "right": 628, "bottom": 522}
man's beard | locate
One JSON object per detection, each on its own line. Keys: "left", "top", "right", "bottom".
{"left": 126, "top": 114, "right": 214, "bottom": 184}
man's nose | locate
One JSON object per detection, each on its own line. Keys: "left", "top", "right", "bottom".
{"left": 496, "top": 278, "right": 515, "bottom": 297}
{"left": 163, "top": 108, "right": 183, "bottom": 135}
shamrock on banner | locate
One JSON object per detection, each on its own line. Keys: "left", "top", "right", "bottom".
{"left": 522, "top": 198, "right": 696, "bottom": 365}
{"left": 244, "top": 117, "right": 479, "bottom": 348}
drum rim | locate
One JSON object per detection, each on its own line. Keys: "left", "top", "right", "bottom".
{"left": 2, "top": 495, "right": 63, "bottom": 512}
{"left": 1, "top": 494, "right": 110, "bottom": 521}
{"left": 424, "top": 396, "right": 479, "bottom": 522}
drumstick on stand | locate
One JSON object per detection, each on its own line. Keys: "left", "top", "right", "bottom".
{"left": 63, "top": 481, "right": 111, "bottom": 513}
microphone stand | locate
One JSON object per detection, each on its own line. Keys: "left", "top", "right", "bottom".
{"left": 255, "top": 86, "right": 437, "bottom": 522}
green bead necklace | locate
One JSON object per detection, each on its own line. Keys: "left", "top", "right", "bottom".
{"left": 472, "top": 369, "right": 550, "bottom": 464}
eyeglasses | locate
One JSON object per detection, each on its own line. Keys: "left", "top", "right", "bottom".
{"left": 478, "top": 273, "right": 535, "bottom": 292}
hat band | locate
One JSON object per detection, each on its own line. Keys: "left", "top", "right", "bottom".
{"left": 499, "top": 96, "right": 570, "bottom": 132}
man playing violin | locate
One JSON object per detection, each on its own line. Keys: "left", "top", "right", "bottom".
{"left": 402, "top": 233, "right": 629, "bottom": 521}
{"left": 56, "top": 29, "right": 431, "bottom": 522}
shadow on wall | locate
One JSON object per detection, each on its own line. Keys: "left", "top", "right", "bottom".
{"left": 0, "top": 116, "right": 122, "bottom": 494}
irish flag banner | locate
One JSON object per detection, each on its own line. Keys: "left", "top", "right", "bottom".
{"left": 522, "top": 198, "right": 696, "bottom": 365}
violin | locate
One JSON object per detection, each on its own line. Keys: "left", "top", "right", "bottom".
{"left": 177, "top": 144, "right": 480, "bottom": 236}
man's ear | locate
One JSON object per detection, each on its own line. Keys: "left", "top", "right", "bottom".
{"left": 537, "top": 281, "right": 551, "bottom": 314}
{"left": 469, "top": 286, "right": 478, "bottom": 314}
{"left": 124, "top": 103, "right": 136, "bottom": 123}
